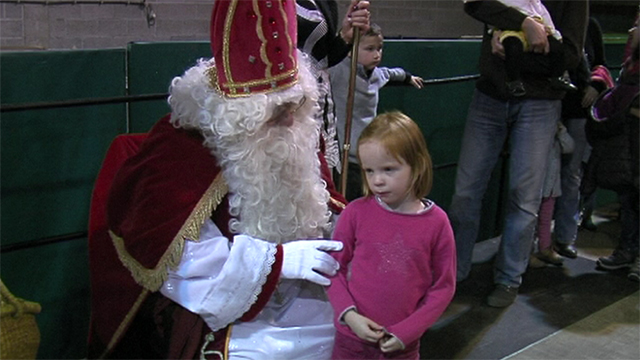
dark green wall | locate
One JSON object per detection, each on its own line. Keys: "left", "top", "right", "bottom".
{"left": 1, "top": 49, "right": 126, "bottom": 359}
{"left": 0, "top": 39, "right": 627, "bottom": 359}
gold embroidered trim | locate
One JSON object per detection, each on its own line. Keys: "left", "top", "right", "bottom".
{"left": 330, "top": 196, "right": 346, "bottom": 210}
{"left": 254, "top": 0, "right": 270, "bottom": 79}
{"left": 101, "top": 289, "right": 149, "bottom": 359}
{"left": 221, "top": 0, "right": 237, "bottom": 87}
{"left": 278, "top": 0, "right": 297, "bottom": 74}
{"left": 211, "top": 0, "right": 297, "bottom": 97}
{"left": 109, "top": 173, "right": 228, "bottom": 292}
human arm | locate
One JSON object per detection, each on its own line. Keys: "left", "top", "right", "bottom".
{"left": 379, "top": 67, "right": 423, "bottom": 89}
{"left": 465, "top": 0, "right": 548, "bottom": 54}
{"left": 326, "top": 203, "right": 380, "bottom": 340}
{"left": 161, "top": 218, "right": 342, "bottom": 331}
{"left": 463, "top": 0, "right": 528, "bottom": 31}
{"left": 160, "top": 219, "right": 280, "bottom": 331}
{"left": 545, "top": 0, "right": 588, "bottom": 72}
{"left": 383, "top": 213, "right": 457, "bottom": 346}
{"left": 581, "top": 86, "right": 600, "bottom": 108}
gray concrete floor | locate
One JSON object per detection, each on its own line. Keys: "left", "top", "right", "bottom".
{"left": 504, "top": 203, "right": 640, "bottom": 360}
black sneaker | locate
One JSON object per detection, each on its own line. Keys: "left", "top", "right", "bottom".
{"left": 549, "top": 76, "right": 578, "bottom": 92}
{"left": 506, "top": 80, "right": 526, "bottom": 97}
{"left": 597, "top": 250, "right": 635, "bottom": 270}
{"left": 487, "top": 284, "right": 518, "bottom": 308}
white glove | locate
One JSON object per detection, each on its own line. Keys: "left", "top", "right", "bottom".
{"left": 281, "top": 240, "right": 343, "bottom": 286}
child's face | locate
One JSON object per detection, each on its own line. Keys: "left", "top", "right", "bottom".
{"left": 357, "top": 34, "right": 383, "bottom": 71}
{"left": 359, "top": 140, "right": 414, "bottom": 210}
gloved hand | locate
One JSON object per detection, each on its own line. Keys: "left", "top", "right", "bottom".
{"left": 281, "top": 240, "right": 343, "bottom": 286}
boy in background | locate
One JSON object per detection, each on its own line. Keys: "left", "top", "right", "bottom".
{"left": 330, "top": 23, "right": 424, "bottom": 201}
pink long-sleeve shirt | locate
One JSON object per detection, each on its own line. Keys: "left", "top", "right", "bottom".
{"left": 327, "top": 196, "right": 456, "bottom": 347}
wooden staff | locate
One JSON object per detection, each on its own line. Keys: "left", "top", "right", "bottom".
{"left": 339, "top": 27, "right": 361, "bottom": 196}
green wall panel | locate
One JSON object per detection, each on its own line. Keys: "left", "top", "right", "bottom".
{"left": 1, "top": 49, "right": 127, "bottom": 244}
{"left": 127, "top": 41, "right": 211, "bottom": 132}
{"left": 374, "top": 39, "right": 506, "bottom": 238}
{"left": 1, "top": 49, "right": 126, "bottom": 359}
{"left": 2, "top": 241, "right": 90, "bottom": 359}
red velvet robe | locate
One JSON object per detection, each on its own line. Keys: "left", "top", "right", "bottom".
{"left": 87, "top": 115, "right": 346, "bottom": 359}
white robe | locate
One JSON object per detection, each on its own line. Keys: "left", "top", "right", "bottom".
{"left": 160, "top": 218, "right": 335, "bottom": 359}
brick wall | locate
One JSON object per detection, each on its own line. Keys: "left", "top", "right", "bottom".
{"left": 0, "top": 0, "right": 481, "bottom": 51}
{"left": 1, "top": 0, "right": 636, "bottom": 51}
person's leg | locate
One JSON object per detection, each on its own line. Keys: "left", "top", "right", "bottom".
{"left": 493, "top": 98, "right": 559, "bottom": 288}
{"left": 554, "top": 117, "right": 589, "bottom": 253}
{"left": 449, "top": 90, "right": 509, "bottom": 282}
{"left": 579, "top": 189, "right": 598, "bottom": 231}
{"left": 597, "top": 187, "right": 639, "bottom": 270}
{"left": 535, "top": 196, "right": 564, "bottom": 265}
{"left": 537, "top": 196, "right": 555, "bottom": 251}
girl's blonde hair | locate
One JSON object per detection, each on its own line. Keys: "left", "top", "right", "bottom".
{"left": 357, "top": 111, "right": 433, "bottom": 199}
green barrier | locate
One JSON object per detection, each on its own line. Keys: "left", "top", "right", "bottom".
{"left": 0, "top": 49, "right": 126, "bottom": 359}
{"left": 127, "top": 41, "right": 212, "bottom": 132}
{"left": 0, "top": 39, "right": 627, "bottom": 359}
{"left": 376, "top": 39, "right": 507, "bottom": 237}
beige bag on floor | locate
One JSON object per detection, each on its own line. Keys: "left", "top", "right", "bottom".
{"left": 0, "top": 279, "right": 42, "bottom": 359}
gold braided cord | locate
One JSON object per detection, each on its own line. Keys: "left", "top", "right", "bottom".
{"left": 224, "top": 325, "right": 233, "bottom": 359}
{"left": 110, "top": 174, "right": 228, "bottom": 292}
{"left": 102, "top": 289, "right": 149, "bottom": 359}
{"left": 330, "top": 196, "right": 346, "bottom": 210}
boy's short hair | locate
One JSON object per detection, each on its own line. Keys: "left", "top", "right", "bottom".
{"left": 365, "top": 23, "right": 383, "bottom": 38}
{"left": 357, "top": 111, "right": 433, "bottom": 199}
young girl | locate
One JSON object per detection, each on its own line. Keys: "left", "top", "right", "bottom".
{"left": 530, "top": 121, "right": 574, "bottom": 268}
{"left": 327, "top": 111, "right": 456, "bottom": 359}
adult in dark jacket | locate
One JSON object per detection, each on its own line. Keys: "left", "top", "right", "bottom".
{"left": 584, "top": 12, "right": 639, "bottom": 281}
{"left": 296, "top": 0, "right": 370, "bottom": 171}
{"left": 553, "top": 17, "right": 614, "bottom": 257}
{"left": 449, "top": 0, "right": 587, "bottom": 307}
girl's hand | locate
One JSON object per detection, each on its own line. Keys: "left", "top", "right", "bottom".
{"left": 343, "top": 310, "right": 384, "bottom": 343}
{"left": 379, "top": 334, "right": 404, "bottom": 353}
{"left": 581, "top": 85, "right": 599, "bottom": 108}
{"left": 410, "top": 76, "right": 424, "bottom": 89}
{"left": 340, "top": 0, "right": 371, "bottom": 44}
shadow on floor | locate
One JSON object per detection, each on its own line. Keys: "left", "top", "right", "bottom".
{"left": 421, "top": 216, "right": 639, "bottom": 360}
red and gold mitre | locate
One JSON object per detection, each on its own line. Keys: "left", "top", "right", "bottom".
{"left": 209, "top": 0, "right": 298, "bottom": 97}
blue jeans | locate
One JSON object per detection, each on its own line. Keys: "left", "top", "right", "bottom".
{"left": 554, "top": 117, "right": 589, "bottom": 245}
{"left": 449, "top": 90, "right": 560, "bottom": 287}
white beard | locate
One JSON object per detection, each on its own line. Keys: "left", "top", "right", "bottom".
{"left": 216, "top": 110, "right": 330, "bottom": 243}
{"left": 168, "top": 55, "right": 331, "bottom": 244}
